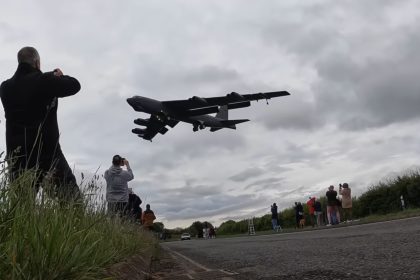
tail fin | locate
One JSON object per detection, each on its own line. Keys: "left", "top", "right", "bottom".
{"left": 210, "top": 105, "right": 249, "bottom": 132}
{"left": 210, "top": 119, "right": 250, "bottom": 132}
{"left": 215, "top": 105, "right": 228, "bottom": 120}
{"left": 221, "top": 119, "right": 250, "bottom": 126}
{"left": 210, "top": 127, "right": 223, "bottom": 132}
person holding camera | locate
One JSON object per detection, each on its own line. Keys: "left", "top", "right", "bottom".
{"left": 339, "top": 183, "right": 352, "bottom": 222}
{"left": 0, "top": 46, "right": 81, "bottom": 201}
{"left": 105, "top": 155, "right": 134, "bottom": 215}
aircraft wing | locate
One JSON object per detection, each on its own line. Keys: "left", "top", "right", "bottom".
{"left": 162, "top": 91, "right": 290, "bottom": 111}
{"left": 132, "top": 114, "right": 179, "bottom": 141}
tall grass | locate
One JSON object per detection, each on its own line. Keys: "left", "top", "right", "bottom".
{"left": 0, "top": 165, "right": 156, "bottom": 279}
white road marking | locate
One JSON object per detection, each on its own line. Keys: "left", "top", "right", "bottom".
{"left": 164, "top": 246, "right": 211, "bottom": 272}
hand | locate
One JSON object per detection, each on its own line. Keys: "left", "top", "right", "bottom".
{"left": 53, "top": 68, "right": 63, "bottom": 76}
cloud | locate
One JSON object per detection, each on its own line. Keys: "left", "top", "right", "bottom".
{"left": 229, "top": 167, "right": 265, "bottom": 182}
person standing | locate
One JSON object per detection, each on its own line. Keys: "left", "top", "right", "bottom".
{"left": 339, "top": 183, "right": 352, "bottom": 222}
{"left": 314, "top": 199, "right": 323, "bottom": 226}
{"left": 141, "top": 204, "right": 156, "bottom": 230}
{"left": 0, "top": 46, "right": 81, "bottom": 200}
{"left": 326, "top": 185, "right": 340, "bottom": 225}
{"left": 296, "top": 202, "right": 304, "bottom": 229}
{"left": 271, "top": 203, "right": 281, "bottom": 232}
{"left": 127, "top": 188, "right": 142, "bottom": 223}
{"left": 306, "top": 197, "right": 316, "bottom": 227}
{"left": 104, "top": 155, "right": 134, "bottom": 215}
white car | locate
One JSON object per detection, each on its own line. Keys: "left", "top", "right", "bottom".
{"left": 180, "top": 233, "right": 191, "bottom": 240}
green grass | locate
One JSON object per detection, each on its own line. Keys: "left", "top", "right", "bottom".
{"left": 358, "top": 208, "right": 420, "bottom": 224}
{"left": 0, "top": 168, "right": 157, "bottom": 279}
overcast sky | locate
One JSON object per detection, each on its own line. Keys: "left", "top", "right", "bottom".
{"left": 1, "top": 0, "right": 419, "bottom": 228}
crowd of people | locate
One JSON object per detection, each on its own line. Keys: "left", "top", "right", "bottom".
{"left": 0, "top": 46, "right": 157, "bottom": 231}
{"left": 270, "top": 183, "right": 353, "bottom": 230}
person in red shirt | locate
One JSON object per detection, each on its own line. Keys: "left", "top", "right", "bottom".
{"left": 306, "top": 197, "right": 316, "bottom": 227}
{"left": 141, "top": 204, "right": 156, "bottom": 230}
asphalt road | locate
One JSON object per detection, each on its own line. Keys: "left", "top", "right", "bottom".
{"left": 159, "top": 217, "right": 420, "bottom": 280}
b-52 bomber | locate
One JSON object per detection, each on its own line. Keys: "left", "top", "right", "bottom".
{"left": 127, "top": 90, "right": 290, "bottom": 141}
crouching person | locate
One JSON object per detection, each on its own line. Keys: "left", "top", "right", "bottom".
{"left": 141, "top": 204, "right": 156, "bottom": 230}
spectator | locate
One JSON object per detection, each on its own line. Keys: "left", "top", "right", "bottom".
{"left": 127, "top": 188, "right": 142, "bottom": 223}
{"left": 306, "top": 197, "right": 316, "bottom": 227}
{"left": 314, "top": 198, "right": 323, "bottom": 226}
{"left": 209, "top": 227, "right": 216, "bottom": 239}
{"left": 271, "top": 203, "right": 280, "bottom": 232}
{"left": 203, "top": 222, "right": 209, "bottom": 239}
{"left": 0, "top": 46, "right": 81, "bottom": 201}
{"left": 326, "top": 185, "right": 340, "bottom": 225}
{"left": 104, "top": 155, "right": 134, "bottom": 216}
{"left": 141, "top": 204, "right": 156, "bottom": 230}
{"left": 294, "top": 202, "right": 300, "bottom": 229}
{"left": 339, "top": 183, "right": 352, "bottom": 222}
{"left": 296, "top": 202, "right": 304, "bottom": 229}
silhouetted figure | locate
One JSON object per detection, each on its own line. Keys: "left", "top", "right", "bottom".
{"left": 271, "top": 203, "right": 281, "bottom": 232}
{"left": 209, "top": 227, "right": 216, "bottom": 238}
{"left": 105, "top": 155, "right": 134, "bottom": 215}
{"left": 314, "top": 199, "right": 323, "bottom": 226}
{"left": 141, "top": 204, "right": 156, "bottom": 231}
{"left": 326, "top": 185, "right": 340, "bottom": 225}
{"left": 0, "top": 46, "right": 81, "bottom": 200}
{"left": 295, "top": 202, "right": 304, "bottom": 229}
{"left": 127, "top": 188, "right": 142, "bottom": 223}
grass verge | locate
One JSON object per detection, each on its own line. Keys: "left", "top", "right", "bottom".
{"left": 0, "top": 169, "right": 157, "bottom": 279}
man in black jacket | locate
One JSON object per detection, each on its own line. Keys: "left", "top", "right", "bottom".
{"left": 0, "top": 46, "right": 81, "bottom": 200}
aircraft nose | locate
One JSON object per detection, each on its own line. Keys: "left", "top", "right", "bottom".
{"left": 127, "top": 97, "right": 135, "bottom": 107}
{"left": 127, "top": 96, "right": 143, "bottom": 112}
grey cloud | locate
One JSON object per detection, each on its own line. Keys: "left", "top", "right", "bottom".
{"left": 255, "top": 96, "right": 322, "bottom": 130}
{"left": 158, "top": 193, "right": 258, "bottom": 220}
{"left": 245, "top": 177, "right": 284, "bottom": 190}
{"left": 229, "top": 167, "right": 264, "bottom": 182}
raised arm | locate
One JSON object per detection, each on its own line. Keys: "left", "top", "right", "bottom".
{"left": 41, "top": 69, "right": 81, "bottom": 98}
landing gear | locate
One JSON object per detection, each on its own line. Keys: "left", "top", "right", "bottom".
{"left": 193, "top": 123, "right": 205, "bottom": 132}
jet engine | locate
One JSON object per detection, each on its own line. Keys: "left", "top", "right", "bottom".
{"left": 134, "top": 118, "right": 150, "bottom": 126}
{"left": 227, "top": 92, "right": 244, "bottom": 101}
{"left": 189, "top": 96, "right": 208, "bottom": 105}
{"left": 132, "top": 128, "right": 147, "bottom": 135}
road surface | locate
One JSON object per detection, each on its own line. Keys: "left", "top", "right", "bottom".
{"left": 154, "top": 217, "right": 420, "bottom": 279}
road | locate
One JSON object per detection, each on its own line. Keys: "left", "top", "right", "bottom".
{"left": 155, "top": 217, "right": 420, "bottom": 279}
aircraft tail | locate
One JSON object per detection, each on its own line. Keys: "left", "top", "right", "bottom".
{"left": 210, "top": 119, "right": 249, "bottom": 132}
{"left": 215, "top": 105, "right": 228, "bottom": 120}
{"left": 211, "top": 105, "right": 249, "bottom": 132}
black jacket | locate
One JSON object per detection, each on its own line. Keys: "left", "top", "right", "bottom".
{"left": 271, "top": 205, "right": 278, "bottom": 220}
{"left": 0, "top": 63, "right": 80, "bottom": 168}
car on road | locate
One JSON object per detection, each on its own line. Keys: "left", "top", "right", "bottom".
{"left": 180, "top": 233, "right": 191, "bottom": 240}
